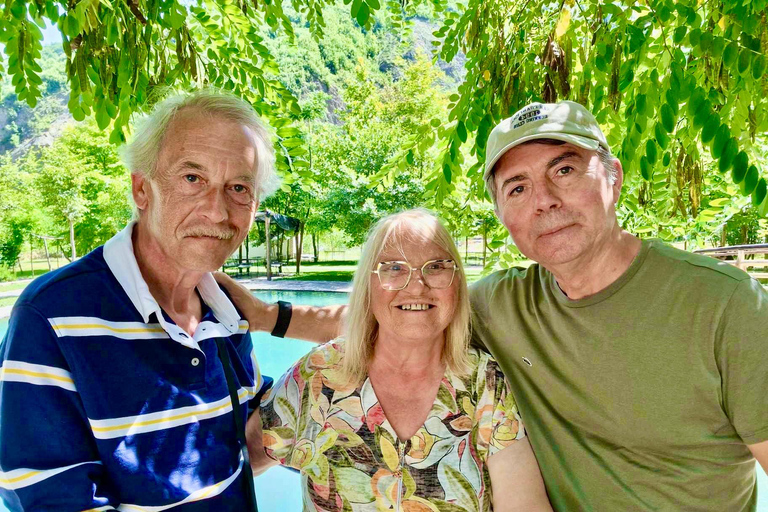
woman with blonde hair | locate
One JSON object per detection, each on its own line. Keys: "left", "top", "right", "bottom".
{"left": 246, "top": 209, "right": 551, "bottom": 511}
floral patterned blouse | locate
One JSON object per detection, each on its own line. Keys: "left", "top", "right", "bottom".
{"left": 259, "top": 340, "right": 526, "bottom": 512}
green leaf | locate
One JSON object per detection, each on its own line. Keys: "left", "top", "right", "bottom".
{"left": 10, "top": 0, "right": 26, "bottom": 20}
{"left": 731, "top": 151, "right": 749, "bottom": 184}
{"left": 752, "top": 178, "right": 767, "bottom": 207}
{"left": 660, "top": 104, "right": 675, "bottom": 133}
{"left": 71, "top": 106, "right": 85, "bottom": 122}
{"left": 442, "top": 163, "right": 452, "bottom": 183}
{"left": 699, "top": 32, "right": 713, "bottom": 53}
{"left": 350, "top": 0, "right": 363, "bottom": 17}
{"left": 640, "top": 155, "right": 651, "bottom": 180}
{"left": 712, "top": 36, "right": 724, "bottom": 57}
{"left": 687, "top": 89, "right": 706, "bottom": 116}
{"left": 655, "top": 123, "right": 670, "bottom": 150}
{"left": 456, "top": 121, "right": 467, "bottom": 143}
{"left": 367, "top": 0, "right": 380, "bottom": 8}
{"left": 692, "top": 103, "right": 710, "bottom": 129}
{"left": 723, "top": 42, "right": 738, "bottom": 67}
{"left": 708, "top": 198, "right": 731, "bottom": 207}
{"left": 66, "top": 14, "right": 80, "bottom": 37}
{"left": 737, "top": 48, "right": 752, "bottom": 75}
{"left": 752, "top": 55, "right": 766, "bottom": 80}
{"left": 645, "top": 139, "right": 657, "bottom": 165}
{"left": 700, "top": 115, "right": 718, "bottom": 144}
{"left": 688, "top": 28, "right": 701, "bottom": 47}
{"left": 718, "top": 138, "right": 738, "bottom": 173}
{"left": 635, "top": 94, "right": 647, "bottom": 116}
{"left": 741, "top": 165, "right": 759, "bottom": 195}
{"left": 711, "top": 124, "right": 730, "bottom": 159}
{"left": 673, "top": 26, "right": 687, "bottom": 44}
{"left": 665, "top": 91, "right": 679, "bottom": 114}
{"left": 658, "top": 4, "right": 672, "bottom": 22}
{"left": 277, "top": 127, "right": 300, "bottom": 138}
{"left": 356, "top": 1, "right": 370, "bottom": 26}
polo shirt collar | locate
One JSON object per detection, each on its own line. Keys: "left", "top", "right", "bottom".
{"left": 103, "top": 222, "right": 242, "bottom": 341}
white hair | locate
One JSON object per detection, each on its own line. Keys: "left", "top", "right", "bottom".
{"left": 121, "top": 88, "right": 279, "bottom": 200}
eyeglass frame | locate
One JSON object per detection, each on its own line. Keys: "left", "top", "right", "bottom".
{"left": 370, "top": 259, "right": 457, "bottom": 291}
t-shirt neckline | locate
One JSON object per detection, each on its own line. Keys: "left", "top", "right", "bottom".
{"left": 547, "top": 239, "right": 654, "bottom": 308}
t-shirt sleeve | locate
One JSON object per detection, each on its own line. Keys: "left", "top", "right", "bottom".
{"left": 716, "top": 278, "right": 768, "bottom": 445}
{"left": 258, "top": 359, "right": 306, "bottom": 468}
{"left": 478, "top": 357, "right": 526, "bottom": 460}
{"left": 469, "top": 281, "right": 492, "bottom": 352}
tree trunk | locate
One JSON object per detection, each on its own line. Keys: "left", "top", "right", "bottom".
{"left": 43, "top": 238, "right": 51, "bottom": 271}
{"left": 465, "top": 236, "right": 468, "bottom": 263}
{"left": 265, "top": 216, "right": 272, "bottom": 281}
{"left": 720, "top": 226, "right": 726, "bottom": 247}
{"left": 313, "top": 233, "right": 319, "bottom": 262}
{"left": 482, "top": 223, "right": 487, "bottom": 268}
{"left": 296, "top": 223, "right": 305, "bottom": 275}
{"left": 29, "top": 239, "right": 34, "bottom": 277}
{"left": 69, "top": 217, "right": 77, "bottom": 260}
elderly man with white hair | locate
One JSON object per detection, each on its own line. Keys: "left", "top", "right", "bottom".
{"left": 0, "top": 90, "right": 276, "bottom": 511}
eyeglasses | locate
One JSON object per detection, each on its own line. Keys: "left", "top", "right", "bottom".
{"left": 371, "top": 259, "right": 457, "bottom": 291}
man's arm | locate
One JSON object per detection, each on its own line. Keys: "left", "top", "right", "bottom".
{"left": 215, "top": 272, "right": 345, "bottom": 342}
{"left": 749, "top": 440, "right": 768, "bottom": 473}
{"left": 715, "top": 279, "right": 768, "bottom": 464}
{"left": 0, "top": 303, "right": 117, "bottom": 510}
{"left": 487, "top": 438, "right": 552, "bottom": 511}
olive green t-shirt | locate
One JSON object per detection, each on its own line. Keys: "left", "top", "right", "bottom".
{"left": 469, "top": 239, "right": 768, "bottom": 511}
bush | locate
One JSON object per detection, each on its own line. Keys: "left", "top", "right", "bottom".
{"left": 0, "top": 266, "right": 16, "bottom": 282}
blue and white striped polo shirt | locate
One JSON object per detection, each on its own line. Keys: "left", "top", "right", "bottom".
{"left": 0, "top": 223, "right": 270, "bottom": 511}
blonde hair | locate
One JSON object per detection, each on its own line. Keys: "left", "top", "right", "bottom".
{"left": 342, "top": 208, "right": 471, "bottom": 384}
{"left": 121, "top": 88, "right": 279, "bottom": 201}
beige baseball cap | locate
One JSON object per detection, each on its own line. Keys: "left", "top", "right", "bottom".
{"left": 483, "top": 101, "right": 610, "bottom": 180}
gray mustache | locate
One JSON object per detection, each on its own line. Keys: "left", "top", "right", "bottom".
{"left": 534, "top": 212, "right": 580, "bottom": 233}
{"left": 182, "top": 227, "right": 236, "bottom": 240}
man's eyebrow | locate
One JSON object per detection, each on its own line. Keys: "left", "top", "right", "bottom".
{"left": 500, "top": 173, "right": 527, "bottom": 193}
{"left": 546, "top": 150, "right": 582, "bottom": 170}
{"left": 178, "top": 161, "right": 206, "bottom": 172}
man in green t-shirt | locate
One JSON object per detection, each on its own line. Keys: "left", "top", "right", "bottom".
{"left": 468, "top": 100, "right": 768, "bottom": 511}
{"left": 219, "top": 100, "right": 767, "bottom": 511}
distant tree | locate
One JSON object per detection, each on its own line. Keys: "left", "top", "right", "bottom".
{"left": 35, "top": 122, "right": 131, "bottom": 258}
{"left": 0, "top": 0, "right": 445, "bottom": 179}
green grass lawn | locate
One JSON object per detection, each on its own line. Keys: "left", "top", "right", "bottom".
{"left": 0, "top": 297, "right": 18, "bottom": 308}
{"left": 279, "top": 262, "right": 356, "bottom": 282}
{"left": 0, "top": 281, "right": 29, "bottom": 292}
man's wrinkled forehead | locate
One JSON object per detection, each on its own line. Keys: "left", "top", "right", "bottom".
{"left": 495, "top": 140, "right": 593, "bottom": 176}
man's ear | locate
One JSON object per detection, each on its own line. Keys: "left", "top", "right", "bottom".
{"left": 611, "top": 159, "right": 624, "bottom": 204}
{"left": 131, "top": 173, "right": 150, "bottom": 212}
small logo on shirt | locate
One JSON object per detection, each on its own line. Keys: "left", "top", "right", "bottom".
{"left": 522, "top": 357, "right": 533, "bottom": 367}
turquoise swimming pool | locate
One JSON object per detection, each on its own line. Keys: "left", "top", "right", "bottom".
{"left": 1, "top": 290, "right": 767, "bottom": 511}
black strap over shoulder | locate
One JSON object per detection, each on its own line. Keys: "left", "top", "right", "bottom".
{"left": 215, "top": 337, "right": 259, "bottom": 512}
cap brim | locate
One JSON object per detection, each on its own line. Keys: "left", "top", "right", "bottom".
{"left": 483, "top": 133, "right": 601, "bottom": 181}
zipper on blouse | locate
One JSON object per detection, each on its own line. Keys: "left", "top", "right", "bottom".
{"left": 395, "top": 440, "right": 406, "bottom": 511}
